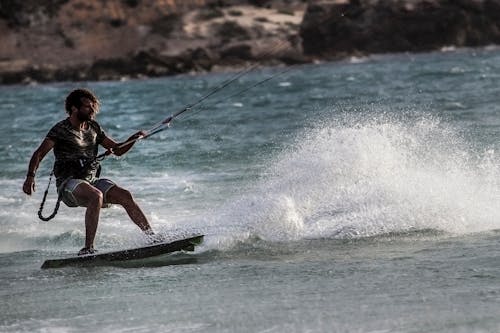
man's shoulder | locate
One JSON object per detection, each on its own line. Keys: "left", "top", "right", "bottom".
{"left": 50, "top": 118, "right": 71, "bottom": 131}
{"left": 88, "top": 120, "right": 105, "bottom": 135}
{"left": 46, "top": 118, "right": 71, "bottom": 138}
{"left": 88, "top": 119, "right": 102, "bottom": 128}
{"left": 51, "top": 118, "right": 71, "bottom": 130}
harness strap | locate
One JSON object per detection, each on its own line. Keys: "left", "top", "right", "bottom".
{"left": 38, "top": 171, "right": 62, "bottom": 222}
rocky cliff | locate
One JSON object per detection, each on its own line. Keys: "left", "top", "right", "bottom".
{"left": 300, "top": 0, "right": 500, "bottom": 58}
{"left": 2, "top": 0, "right": 500, "bottom": 85}
{"left": 0, "top": 0, "right": 306, "bottom": 84}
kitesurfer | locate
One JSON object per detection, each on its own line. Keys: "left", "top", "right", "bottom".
{"left": 23, "top": 88, "right": 162, "bottom": 255}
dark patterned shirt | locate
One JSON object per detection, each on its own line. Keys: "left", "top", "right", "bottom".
{"left": 46, "top": 118, "right": 106, "bottom": 186}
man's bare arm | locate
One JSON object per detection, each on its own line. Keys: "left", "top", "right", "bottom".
{"left": 23, "top": 138, "right": 54, "bottom": 195}
{"left": 101, "top": 131, "right": 146, "bottom": 157}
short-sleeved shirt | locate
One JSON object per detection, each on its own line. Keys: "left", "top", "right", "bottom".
{"left": 46, "top": 118, "right": 106, "bottom": 187}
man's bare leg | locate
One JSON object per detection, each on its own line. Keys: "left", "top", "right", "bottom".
{"left": 72, "top": 182, "right": 104, "bottom": 249}
{"left": 106, "top": 185, "right": 154, "bottom": 233}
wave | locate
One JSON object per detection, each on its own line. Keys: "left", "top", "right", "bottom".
{"left": 205, "top": 111, "right": 500, "bottom": 243}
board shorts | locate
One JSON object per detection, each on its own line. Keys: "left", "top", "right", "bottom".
{"left": 58, "top": 178, "right": 116, "bottom": 207}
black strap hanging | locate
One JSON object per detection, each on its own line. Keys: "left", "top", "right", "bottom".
{"left": 38, "top": 171, "right": 62, "bottom": 222}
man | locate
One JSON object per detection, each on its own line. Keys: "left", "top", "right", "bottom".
{"left": 22, "top": 88, "right": 160, "bottom": 255}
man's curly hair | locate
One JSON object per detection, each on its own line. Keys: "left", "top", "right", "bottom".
{"left": 65, "top": 88, "right": 100, "bottom": 115}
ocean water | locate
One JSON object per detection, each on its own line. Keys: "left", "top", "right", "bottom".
{"left": 1, "top": 47, "right": 500, "bottom": 332}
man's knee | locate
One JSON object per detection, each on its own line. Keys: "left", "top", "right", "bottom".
{"left": 121, "top": 189, "right": 134, "bottom": 203}
{"left": 109, "top": 187, "right": 134, "bottom": 205}
{"left": 73, "top": 183, "right": 103, "bottom": 207}
{"left": 88, "top": 189, "right": 104, "bottom": 206}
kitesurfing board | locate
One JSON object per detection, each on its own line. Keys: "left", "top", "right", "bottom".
{"left": 41, "top": 235, "right": 204, "bottom": 269}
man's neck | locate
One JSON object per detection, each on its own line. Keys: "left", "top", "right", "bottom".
{"left": 68, "top": 115, "right": 87, "bottom": 130}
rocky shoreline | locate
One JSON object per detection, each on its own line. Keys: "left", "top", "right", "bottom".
{"left": 1, "top": 0, "right": 500, "bottom": 85}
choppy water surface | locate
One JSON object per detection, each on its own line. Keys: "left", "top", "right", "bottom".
{"left": 1, "top": 48, "right": 499, "bottom": 332}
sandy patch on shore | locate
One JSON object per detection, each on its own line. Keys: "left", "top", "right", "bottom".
{"left": 184, "top": 5, "right": 305, "bottom": 38}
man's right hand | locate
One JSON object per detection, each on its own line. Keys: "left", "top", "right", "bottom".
{"left": 23, "top": 177, "right": 35, "bottom": 195}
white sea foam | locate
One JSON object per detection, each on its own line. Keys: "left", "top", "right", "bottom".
{"left": 212, "top": 112, "right": 500, "bottom": 241}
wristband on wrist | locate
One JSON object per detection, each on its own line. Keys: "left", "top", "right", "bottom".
{"left": 26, "top": 171, "right": 36, "bottom": 178}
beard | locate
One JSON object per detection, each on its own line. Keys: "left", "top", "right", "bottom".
{"left": 76, "top": 110, "right": 91, "bottom": 121}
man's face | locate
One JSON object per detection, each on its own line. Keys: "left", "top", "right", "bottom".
{"left": 76, "top": 98, "right": 98, "bottom": 121}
